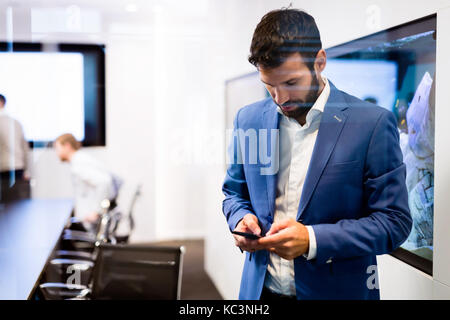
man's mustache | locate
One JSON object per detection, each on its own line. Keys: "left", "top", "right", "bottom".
{"left": 279, "top": 100, "right": 312, "bottom": 108}
{"left": 281, "top": 101, "right": 303, "bottom": 107}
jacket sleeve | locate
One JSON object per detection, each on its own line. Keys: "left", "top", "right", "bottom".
{"left": 20, "top": 123, "right": 31, "bottom": 175}
{"left": 312, "top": 110, "right": 413, "bottom": 264}
{"left": 222, "top": 109, "right": 255, "bottom": 231}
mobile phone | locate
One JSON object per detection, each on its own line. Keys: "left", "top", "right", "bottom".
{"left": 231, "top": 230, "right": 262, "bottom": 240}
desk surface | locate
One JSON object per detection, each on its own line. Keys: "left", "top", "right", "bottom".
{"left": 0, "top": 199, "right": 73, "bottom": 300}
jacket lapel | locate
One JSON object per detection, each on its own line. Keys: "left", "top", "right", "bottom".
{"left": 296, "top": 82, "right": 348, "bottom": 221}
{"left": 262, "top": 102, "right": 280, "bottom": 219}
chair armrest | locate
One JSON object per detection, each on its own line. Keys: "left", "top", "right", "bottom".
{"left": 55, "top": 250, "right": 95, "bottom": 261}
{"left": 70, "top": 217, "right": 82, "bottom": 224}
{"left": 68, "top": 218, "right": 89, "bottom": 232}
{"left": 39, "top": 283, "right": 91, "bottom": 299}
{"left": 62, "top": 233, "right": 96, "bottom": 243}
{"left": 64, "top": 230, "right": 96, "bottom": 239}
{"left": 40, "top": 282, "right": 88, "bottom": 290}
{"left": 50, "top": 258, "right": 94, "bottom": 271}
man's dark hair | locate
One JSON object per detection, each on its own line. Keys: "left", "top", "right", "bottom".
{"left": 248, "top": 9, "right": 322, "bottom": 71}
{"left": 0, "top": 94, "right": 5, "bottom": 105}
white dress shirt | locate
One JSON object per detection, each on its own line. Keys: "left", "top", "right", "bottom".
{"left": 0, "top": 109, "right": 30, "bottom": 173}
{"left": 70, "top": 150, "right": 116, "bottom": 221}
{"left": 264, "top": 76, "right": 330, "bottom": 296}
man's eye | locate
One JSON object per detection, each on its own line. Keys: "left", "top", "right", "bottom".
{"left": 286, "top": 81, "right": 297, "bottom": 86}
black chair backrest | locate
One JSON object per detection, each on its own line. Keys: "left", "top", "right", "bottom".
{"left": 127, "top": 184, "right": 142, "bottom": 232}
{"left": 91, "top": 243, "right": 185, "bottom": 300}
{"left": 93, "top": 200, "right": 114, "bottom": 244}
{"left": 108, "top": 184, "right": 141, "bottom": 242}
{"left": 106, "top": 207, "right": 122, "bottom": 239}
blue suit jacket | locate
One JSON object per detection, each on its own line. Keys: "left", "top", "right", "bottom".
{"left": 222, "top": 81, "right": 412, "bottom": 300}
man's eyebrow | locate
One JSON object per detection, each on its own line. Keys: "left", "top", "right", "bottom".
{"left": 283, "top": 77, "right": 301, "bottom": 84}
{"left": 260, "top": 79, "right": 273, "bottom": 86}
{"left": 260, "top": 77, "right": 301, "bottom": 86}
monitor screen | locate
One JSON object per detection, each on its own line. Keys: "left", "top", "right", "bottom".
{"left": 324, "top": 14, "right": 436, "bottom": 274}
{"left": 0, "top": 43, "right": 105, "bottom": 147}
{"left": 0, "top": 52, "right": 85, "bottom": 142}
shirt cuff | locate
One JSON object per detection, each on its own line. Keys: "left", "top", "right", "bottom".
{"left": 303, "top": 225, "right": 317, "bottom": 260}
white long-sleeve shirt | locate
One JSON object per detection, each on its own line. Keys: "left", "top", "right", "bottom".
{"left": 264, "top": 76, "right": 330, "bottom": 296}
{"left": 0, "top": 109, "right": 30, "bottom": 173}
{"left": 70, "top": 150, "right": 116, "bottom": 220}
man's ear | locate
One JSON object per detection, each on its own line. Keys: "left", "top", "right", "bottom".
{"left": 314, "top": 49, "right": 327, "bottom": 73}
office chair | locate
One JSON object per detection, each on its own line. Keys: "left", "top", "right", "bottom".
{"left": 40, "top": 243, "right": 185, "bottom": 300}
{"left": 62, "top": 182, "right": 132, "bottom": 248}
{"left": 113, "top": 184, "right": 142, "bottom": 243}
{"left": 59, "top": 198, "right": 120, "bottom": 252}
{"left": 42, "top": 200, "right": 115, "bottom": 284}
{"left": 44, "top": 184, "right": 140, "bottom": 284}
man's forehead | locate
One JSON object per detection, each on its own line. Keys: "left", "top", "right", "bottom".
{"left": 280, "top": 53, "right": 307, "bottom": 64}
{"left": 258, "top": 64, "right": 309, "bottom": 82}
{"left": 258, "top": 54, "right": 309, "bottom": 75}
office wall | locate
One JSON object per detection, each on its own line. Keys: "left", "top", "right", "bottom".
{"left": 203, "top": 0, "right": 450, "bottom": 300}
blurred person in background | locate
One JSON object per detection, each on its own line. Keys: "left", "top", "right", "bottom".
{"left": 54, "top": 133, "right": 121, "bottom": 231}
{"left": 0, "top": 93, "right": 31, "bottom": 203}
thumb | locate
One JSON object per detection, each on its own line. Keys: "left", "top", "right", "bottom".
{"left": 266, "top": 219, "right": 291, "bottom": 236}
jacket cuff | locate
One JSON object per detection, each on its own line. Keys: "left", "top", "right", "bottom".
{"left": 310, "top": 223, "right": 336, "bottom": 264}
{"left": 227, "top": 208, "right": 249, "bottom": 231}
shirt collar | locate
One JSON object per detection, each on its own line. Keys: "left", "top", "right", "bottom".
{"left": 0, "top": 108, "right": 6, "bottom": 116}
{"left": 311, "top": 75, "right": 330, "bottom": 114}
{"left": 70, "top": 150, "right": 81, "bottom": 163}
{"left": 277, "top": 75, "right": 330, "bottom": 127}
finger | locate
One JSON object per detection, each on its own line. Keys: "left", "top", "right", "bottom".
{"left": 243, "top": 216, "right": 261, "bottom": 235}
{"left": 268, "top": 247, "right": 291, "bottom": 260}
{"left": 239, "top": 244, "right": 259, "bottom": 253}
{"left": 267, "top": 245, "right": 289, "bottom": 258}
{"left": 234, "top": 236, "right": 258, "bottom": 249}
{"left": 266, "top": 219, "right": 293, "bottom": 236}
{"left": 257, "top": 230, "right": 291, "bottom": 248}
{"left": 236, "top": 237, "right": 268, "bottom": 252}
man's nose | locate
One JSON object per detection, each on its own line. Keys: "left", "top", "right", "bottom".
{"left": 273, "top": 88, "right": 289, "bottom": 106}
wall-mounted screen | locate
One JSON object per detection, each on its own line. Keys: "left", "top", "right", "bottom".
{"left": 324, "top": 14, "right": 436, "bottom": 274}
{"left": 0, "top": 43, "right": 105, "bottom": 147}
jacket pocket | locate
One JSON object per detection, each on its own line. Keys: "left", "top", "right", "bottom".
{"left": 330, "top": 256, "right": 371, "bottom": 276}
{"left": 322, "top": 160, "right": 361, "bottom": 175}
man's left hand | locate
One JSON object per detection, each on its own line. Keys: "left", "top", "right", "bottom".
{"left": 83, "top": 211, "right": 100, "bottom": 224}
{"left": 257, "top": 218, "right": 309, "bottom": 260}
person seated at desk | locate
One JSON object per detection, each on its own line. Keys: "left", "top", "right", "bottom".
{"left": 54, "top": 133, "right": 121, "bottom": 231}
{"left": 0, "top": 93, "right": 31, "bottom": 203}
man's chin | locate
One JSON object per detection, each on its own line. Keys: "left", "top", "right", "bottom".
{"left": 280, "top": 106, "right": 310, "bottom": 118}
{"left": 280, "top": 109, "right": 296, "bottom": 117}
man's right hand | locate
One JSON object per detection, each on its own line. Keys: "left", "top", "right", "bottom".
{"left": 233, "top": 214, "right": 262, "bottom": 253}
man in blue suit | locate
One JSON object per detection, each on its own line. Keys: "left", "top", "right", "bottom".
{"left": 222, "top": 9, "right": 412, "bottom": 300}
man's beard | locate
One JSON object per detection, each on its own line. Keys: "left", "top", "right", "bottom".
{"left": 278, "top": 72, "right": 321, "bottom": 120}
